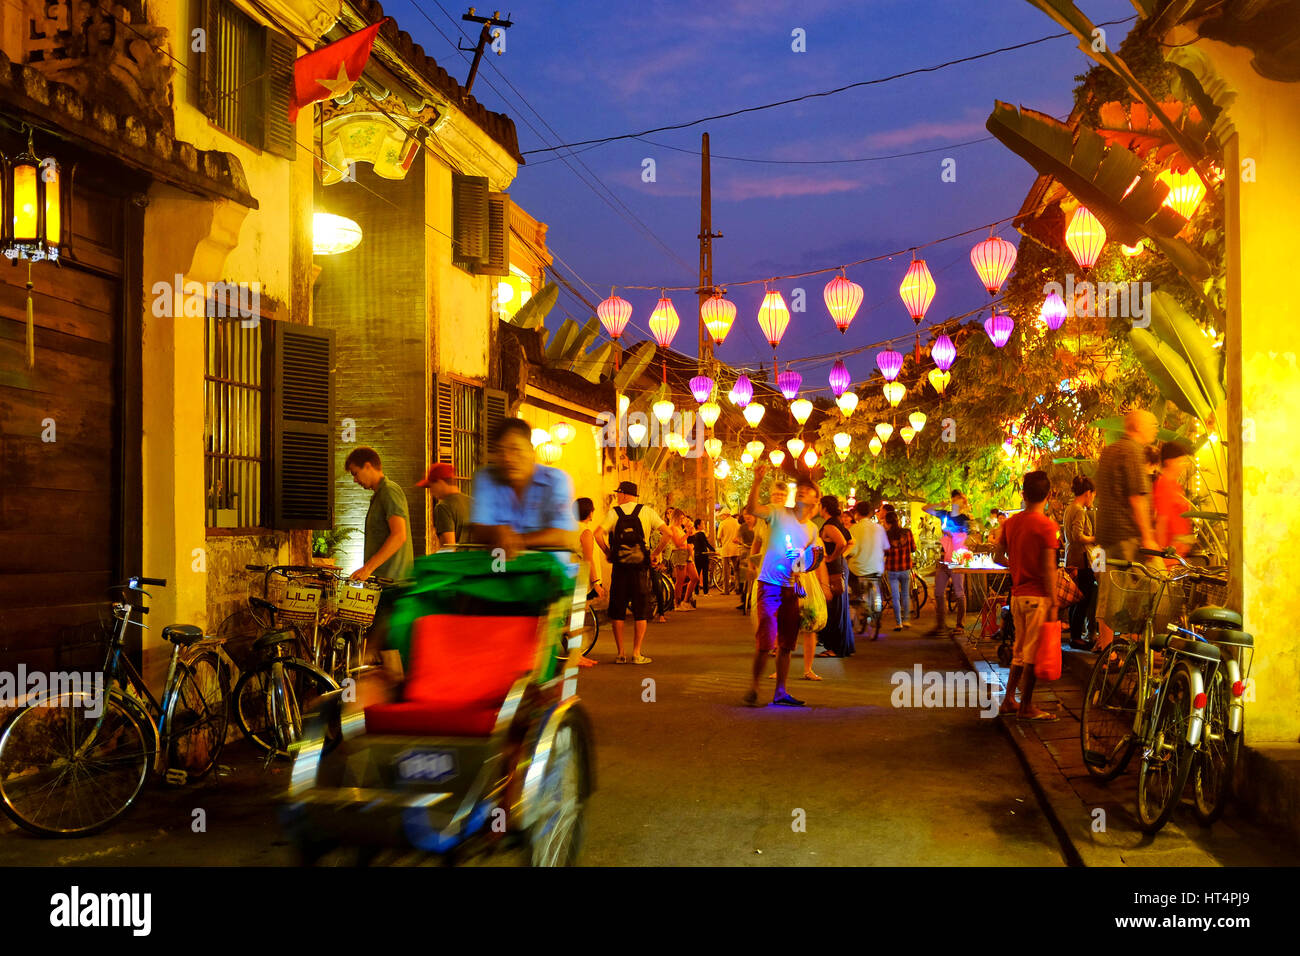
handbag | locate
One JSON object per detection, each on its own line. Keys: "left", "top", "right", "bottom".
{"left": 1034, "top": 620, "right": 1062, "bottom": 680}
{"left": 1056, "top": 569, "right": 1083, "bottom": 607}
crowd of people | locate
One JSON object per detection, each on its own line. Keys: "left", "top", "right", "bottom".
{"left": 342, "top": 408, "right": 1200, "bottom": 711}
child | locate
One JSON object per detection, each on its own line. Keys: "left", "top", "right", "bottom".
{"left": 994, "top": 470, "right": 1060, "bottom": 722}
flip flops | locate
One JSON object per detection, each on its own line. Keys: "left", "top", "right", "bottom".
{"left": 1019, "top": 710, "right": 1058, "bottom": 722}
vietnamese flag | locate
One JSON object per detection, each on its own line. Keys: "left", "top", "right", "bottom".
{"left": 289, "top": 18, "right": 391, "bottom": 121}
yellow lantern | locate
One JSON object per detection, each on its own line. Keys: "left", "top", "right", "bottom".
{"left": 1157, "top": 168, "right": 1206, "bottom": 222}
{"left": 833, "top": 432, "right": 851, "bottom": 454}
{"left": 768, "top": 449, "right": 786, "bottom": 467}
{"left": 627, "top": 420, "right": 648, "bottom": 445}
{"left": 5, "top": 134, "right": 66, "bottom": 262}
{"left": 883, "top": 382, "right": 906, "bottom": 407}
{"left": 741, "top": 452, "right": 754, "bottom": 466}
{"left": 875, "top": 423, "right": 894, "bottom": 443}
{"left": 834, "top": 447, "right": 849, "bottom": 462}
{"left": 714, "top": 459, "right": 731, "bottom": 480}
{"left": 313, "top": 212, "right": 364, "bottom": 256}
{"left": 618, "top": 393, "right": 630, "bottom": 417}
{"left": 1121, "top": 241, "right": 1144, "bottom": 257}
{"left": 836, "top": 392, "right": 858, "bottom": 417}
{"left": 742, "top": 402, "right": 765, "bottom": 428}
{"left": 803, "top": 447, "right": 818, "bottom": 468}
{"left": 908, "top": 411, "right": 927, "bottom": 432}
{"left": 1065, "top": 205, "right": 1106, "bottom": 270}
{"left": 900, "top": 426, "right": 916, "bottom": 444}
{"left": 652, "top": 398, "right": 675, "bottom": 425}
{"left": 786, "top": 438, "right": 805, "bottom": 459}
{"left": 928, "top": 369, "right": 950, "bottom": 395}
{"left": 530, "top": 427, "right": 551, "bottom": 448}
{"left": 869, "top": 437, "right": 883, "bottom": 457}
{"left": 537, "top": 442, "right": 562, "bottom": 464}
{"left": 790, "top": 398, "right": 813, "bottom": 425}
{"left": 704, "top": 437, "right": 722, "bottom": 459}
{"left": 699, "top": 401, "right": 721, "bottom": 429}
{"left": 745, "top": 440, "right": 765, "bottom": 458}
{"left": 551, "top": 421, "right": 576, "bottom": 446}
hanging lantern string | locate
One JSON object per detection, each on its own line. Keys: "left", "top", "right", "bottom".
{"left": 617, "top": 213, "right": 1019, "bottom": 292}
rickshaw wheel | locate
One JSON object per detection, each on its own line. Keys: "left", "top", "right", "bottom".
{"left": 527, "top": 710, "right": 592, "bottom": 867}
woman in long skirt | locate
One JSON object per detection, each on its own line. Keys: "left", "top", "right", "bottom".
{"left": 815, "top": 496, "right": 855, "bottom": 658}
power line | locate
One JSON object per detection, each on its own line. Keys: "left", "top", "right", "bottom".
{"left": 520, "top": 16, "right": 1138, "bottom": 155}
{"left": 632, "top": 134, "right": 996, "bottom": 166}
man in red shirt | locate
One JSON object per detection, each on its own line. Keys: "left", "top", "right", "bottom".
{"left": 1153, "top": 441, "right": 1194, "bottom": 561}
{"left": 994, "top": 470, "right": 1060, "bottom": 722}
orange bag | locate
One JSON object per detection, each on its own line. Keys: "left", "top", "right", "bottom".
{"left": 1034, "top": 620, "right": 1062, "bottom": 680}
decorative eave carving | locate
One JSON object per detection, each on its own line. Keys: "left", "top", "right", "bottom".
{"left": 255, "top": 0, "right": 342, "bottom": 42}
{"left": 317, "top": 99, "right": 440, "bottom": 185}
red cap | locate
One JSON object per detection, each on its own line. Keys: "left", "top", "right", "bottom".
{"left": 416, "top": 463, "right": 457, "bottom": 487}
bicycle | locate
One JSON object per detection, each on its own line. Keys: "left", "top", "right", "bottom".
{"left": 0, "top": 577, "right": 229, "bottom": 836}
{"left": 879, "top": 567, "right": 928, "bottom": 621}
{"left": 849, "top": 572, "right": 885, "bottom": 641}
{"left": 1078, "top": 549, "right": 1225, "bottom": 833}
{"left": 313, "top": 570, "right": 393, "bottom": 685}
{"left": 651, "top": 561, "right": 676, "bottom": 618}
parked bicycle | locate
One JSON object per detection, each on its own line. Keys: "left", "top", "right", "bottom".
{"left": 0, "top": 577, "right": 229, "bottom": 836}
{"left": 879, "top": 567, "right": 929, "bottom": 621}
{"left": 849, "top": 572, "right": 885, "bottom": 641}
{"left": 1078, "top": 549, "right": 1236, "bottom": 833}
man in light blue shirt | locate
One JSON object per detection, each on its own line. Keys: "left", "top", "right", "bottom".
{"left": 469, "top": 417, "right": 577, "bottom": 559}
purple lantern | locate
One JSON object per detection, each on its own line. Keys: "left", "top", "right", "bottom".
{"left": 984, "top": 312, "right": 1015, "bottom": 348}
{"left": 1040, "top": 292, "right": 1067, "bottom": 331}
{"left": 876, "top": 349, "right": 904, "bottom": 381}
{"left": 828, "top": 359, "right": 851, "bottom": 397}
{"left": 689, "top": 374, "right": 714, "bottom": 403}
{"left": 931, "top": 334, "right": 956, "bottom": 371}
{"left": 777, "top": 368, "right": 802, "bottom": 401}
{"left": 730, "top": 374, "right": 753, "bottom": 408}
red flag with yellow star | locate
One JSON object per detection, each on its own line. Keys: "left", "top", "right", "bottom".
{"left": 289, "top": 18, "right": 390, "bottom": 122}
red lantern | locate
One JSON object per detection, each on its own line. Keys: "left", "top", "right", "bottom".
{"left": 701, "top": 293, "right": 736, "bottom": 346}
{"left": 597, "top": 293, "right": 632, "bottom": 340}
{"left": 823, "top": 273, "right": 863, "bottom": 334}
{"left": 757, "top": 290, "right": 790, "bottom": 348}
{"left": 970, "top": 235, "right": 1017, "bottom": 296}
{"left": 899, "top": 258, "right": 936, "bottom": 324}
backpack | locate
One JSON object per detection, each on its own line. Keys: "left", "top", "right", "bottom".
{"left": 611, "top": 504, "right": 649, "bottom": 565}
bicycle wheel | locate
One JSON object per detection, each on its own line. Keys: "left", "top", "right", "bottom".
{"left": 0, "top": 692, "right": 152, "bottom": 837}
{"left": 1136, "top": 660, "right": 1196, "bottom": 833}
{"left": 527, "top": 709, "right": 592, "bottom": 867}
{"left": 1080, "top": 641, "right": 1142, "bottom": 782}
{"left": 911, "top": 574, "right": 928, "bottom": 614}
{"left": 708, "top": 553, "right": 723, "bottom": 590}
{"left": 165, "top": 651, "right": 229, "bottom": 781}
{"left": 1191, "top": 667, "right": 1239, "bottom": 825}
{"left": 234, "top": 660, "right": 337, "bottom": 757}
{"left": 582, "top": 606, "right": 600, "bottom": 657}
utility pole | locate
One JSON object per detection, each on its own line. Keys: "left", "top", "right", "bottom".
{"left": 459, "top": 8, "right": 513, "bottom": 95}
{"left": 698, "top": 132, "right": 722, "bottom": 542}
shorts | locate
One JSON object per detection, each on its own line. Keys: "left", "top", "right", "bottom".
{"left": 1010, "top": 595, "right": 1050, "bottom": 668}
{"left": 671, "top": 549, "right": 691, "bottom": 568}
{"left": 607, "top": 565, "right": 650, "bottom": 622}
{"left": 1095, "top": 537, "right": 1140, "bottom": 628}
{"left": 755, "top": 582, "right": 800, "bottom": 653}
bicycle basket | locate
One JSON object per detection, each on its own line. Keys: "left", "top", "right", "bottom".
{"left": 1103, "top": 568, "right": 1187, "bottom": 635}
{"left": 334, "top": 580, "right": 382, "bottom": 626}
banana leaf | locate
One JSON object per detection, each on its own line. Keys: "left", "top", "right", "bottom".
{"left": 613, "top": 341, "right": 656, "bottom": 390}
{"left": 570, "top": 340, "right": 614, "bottom": 383}
{"left": 1182, "top": 510, "right": 1227, "bottom": 522}
{"left": 1148, "top": 290, "right": 1226, "bottom": 410}
{"left": 1129, "top": 327, "right": 1213, "bottom": 421}
{"left": 545, "top": 319, "right": 581, "bottom": 363}
{"left": 509, "top": 282, "right": 558, "bottom": 330}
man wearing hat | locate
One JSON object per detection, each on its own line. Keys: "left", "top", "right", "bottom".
{"left": 596, "top": 481, "right": 669, "bottom": 664}
{"left": 416, "top": 462, "right": 472, "bottom": 551}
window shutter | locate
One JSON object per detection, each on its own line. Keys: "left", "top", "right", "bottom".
{"left": 263, "top": 29, "right": 297, "bottom": 159}
{"left": 452, "top": 174, "right": 490, "bottom": 270}
{"left": 478, "top": 192, "right": 510, "bottom": 276}
{"left": 197, "top": 0, "right": 219, "bottom": 118}
{"left": 270, "top": 322, "right": 334, "bottom": 529}
{"left": 481, "top": 387, "right": 508, "bottom": 469}
{"left": 433, "top": 374, "right": 455, "bottom": 470}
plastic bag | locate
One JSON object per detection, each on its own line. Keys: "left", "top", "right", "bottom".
{"left": 797, "top": 572, "right": 828, "bottom": 632}
{"left": 1034, "top": 619, "right": 1062, "bottom": 680}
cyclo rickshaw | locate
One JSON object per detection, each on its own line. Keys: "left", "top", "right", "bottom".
{"left": 281, "top": 547, "right": 595, "bottom": 866}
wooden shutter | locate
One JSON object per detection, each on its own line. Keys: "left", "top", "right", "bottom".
{"left": 262, "top": 30, "right": 297, "bottom": 159}
{"left": 197, "top": 0, "right": 220, "bottom": 117}
{"left": 270, "top": 322, "right": 334, "bottom": 529}
{"left": 479, "top": 192, "right": 510, "bottom": 275}
{"left": 433, "top": 374, "right": 455, "bottom": 469}
{"left": 481, "top": 387, "right": 508, "bottom": 469}
{"left": 452, "top": 174, "right": 490, "bottom": 270}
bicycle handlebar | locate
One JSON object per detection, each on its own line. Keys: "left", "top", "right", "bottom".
{"left": 133, "top": 576, "right": 167, "bottom": 587}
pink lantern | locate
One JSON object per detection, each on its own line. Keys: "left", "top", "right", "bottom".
{"left": 899, "top": 258, "right": 936, "bottom": 323}
{"left": 876, "top": 349, "right": 903, "bottom": 381}
{"left": 731, "top": 374, "right": 753, "bottom": 408}
{"left": 828, "top": 359, "right": 851, "bottom": 397}
{"left": 689, "top": 375, "right": 714, "bottom": 403}
{"left": 983, "top": 312, "right": 1014, "bottom": 348}
{"left": 823, "top": 273, "right": 864, "bottom": 334}
{"left": 1040, "top": 292, "right": 1067, "bottom": 331}
{"left": 931, "top": 334, "right": 956, "bottom": 371}
{"left": 597, "top": 293, "right": 632, "bottom": 340}
{"left": 969, "top": 235, "right": 1018, "bottom": 296}
{"left": 777, "top": 367, "right": 802, "bottom": 401}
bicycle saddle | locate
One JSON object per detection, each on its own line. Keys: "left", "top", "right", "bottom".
{"left": 1188, "top": 606, "right": 1242, "bottom": 629}
{"left": 1204, "top": 627, "right": 1253, "bottom": 649}
{"left": 254, "top": 629, "right": 298, "bottom": 651}
{"left": 162, "top": 624, "right": 204, "bottom": 646}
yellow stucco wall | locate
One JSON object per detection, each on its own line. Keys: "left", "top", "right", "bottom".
{"left": 1208, "top": 41, "right": 1300, "bottom": 743}
{"left": 426, "top": 156, "right": 494, "bottom": 381}
{"left": 517, "top": 402, "right": 607, "bottom": 518}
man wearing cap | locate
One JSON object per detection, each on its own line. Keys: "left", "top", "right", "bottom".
{"left": 596, "top": 481, "right": 669, "bottom": 664}
{"left": 416, "top": 463, "right": 472, "bottom": 551}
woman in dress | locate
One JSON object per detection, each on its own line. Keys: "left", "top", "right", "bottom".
{"left": 574, "top": 497, "right": 605, "bottom": 666}
{"left": 815, "top": 495, "right": 854, "bottom": 658}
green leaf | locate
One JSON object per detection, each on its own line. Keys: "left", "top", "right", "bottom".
{"left": 510, "top": 283, "right": 559, "bottom": 330}
{"left": 570, "top": 341, "right": 613, "bottom": 383}
{"left": 613, "top": 341, "right": 656, "bottom": 390}
{"left": 1129, "top": 326, "right": 1212, "bottom": 421}
{"left": 1147, "top": 290, "right": 1226, "bottom": 411}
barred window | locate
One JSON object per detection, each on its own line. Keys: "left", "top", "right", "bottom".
{"left": 205, "top": 317, "right": 263, "bottom": 529}
{"left": 210, "top": 1, "right": 263, "bottom": 145}
{"left": 453, "top": 381, "right": 482, "bottom": 478}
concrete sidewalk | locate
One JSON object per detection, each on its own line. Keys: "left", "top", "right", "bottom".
{"left": 952, "top": 620, "right": 1298, "bottom": 865}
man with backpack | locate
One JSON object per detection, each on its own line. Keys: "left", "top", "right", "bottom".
{"left": 596, "top": 481, "right": 669, "bottom": 664}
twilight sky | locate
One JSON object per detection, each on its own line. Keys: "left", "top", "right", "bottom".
{"left": 395, "top": 0, "right": 1137, "bottom": 393}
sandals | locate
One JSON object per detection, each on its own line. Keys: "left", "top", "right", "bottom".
{"left": 614, "top": 655, "right": 628, "bottom": 664}
{"left": 1019, "top": 710, "right": 1058, "bottom": 722}
{"left": 631, "top": 654, "right": 653, "bottom": 665}
{"left": 801, "top": 672, "right": 823, "bottom": 681}
{"left": 815, "top": 650, "right": 837, "bottom": 658}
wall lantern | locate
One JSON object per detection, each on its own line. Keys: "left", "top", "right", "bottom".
{"left": 313, "top": 212, "right": 363, "bottom": 255}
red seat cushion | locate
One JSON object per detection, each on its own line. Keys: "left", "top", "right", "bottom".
{"left": 364, "top": 615, "right": 541, "bottom": 736}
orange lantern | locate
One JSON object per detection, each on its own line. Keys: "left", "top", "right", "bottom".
{"left": 1065, "top": 206, "right": 1106, "bottom": 270}
{"left": 899, "top": 258, "right": 936, "bottom": 323}
{"left": 1157, "top": 168, "right": 1206, "bottom": 223}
